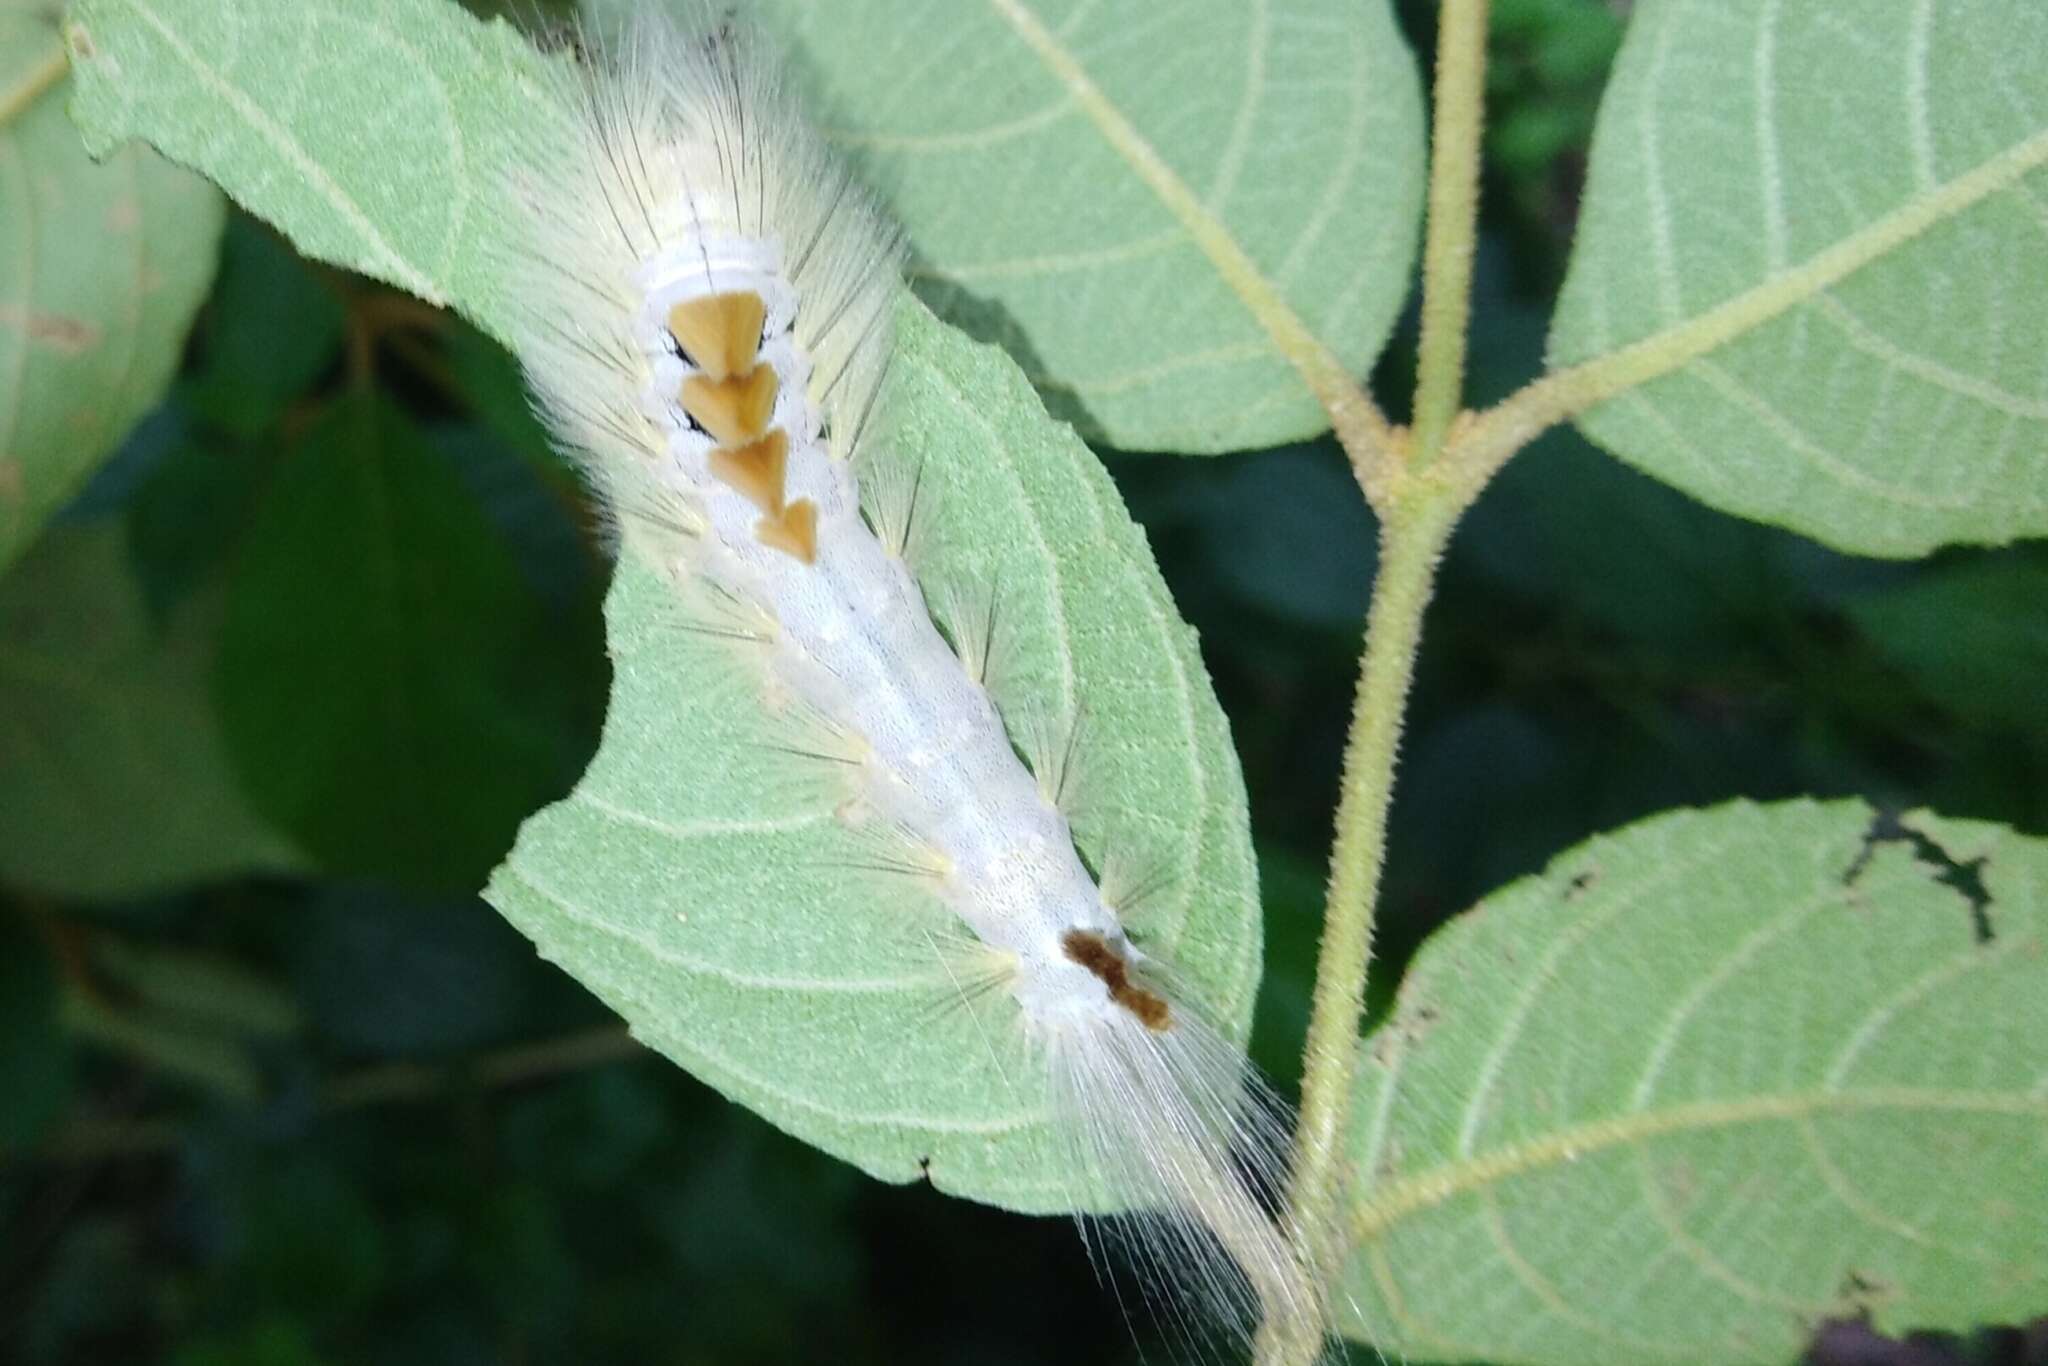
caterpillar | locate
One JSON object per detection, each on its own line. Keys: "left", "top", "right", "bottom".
{"left": 497, "top": 5, "right": 1321, "bottom": 1349}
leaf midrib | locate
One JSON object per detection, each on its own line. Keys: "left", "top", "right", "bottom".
{"left": 1466, "top": 122, "right": 2048, "bottom": 480}
{"left": 1351, "top": 1084, "right": 2048, "bottom": 1244}
{"left": 0, "top": 32, "right": 68, "bottom": 129}
{"left": 980, "top": 0, "right": 1376, "bottom": 441}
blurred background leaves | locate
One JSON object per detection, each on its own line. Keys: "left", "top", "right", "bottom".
{"left": 0, "top": 0, "right": 223, "bottom": 572}
{"left": 2, "top": 0, "right": 2043, "bottom": 1363}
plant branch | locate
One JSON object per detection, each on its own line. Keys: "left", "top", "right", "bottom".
{"left": 29, "top": 1025, "right": 642, "bottom": 1163}
{"left": 1255, "top": 11, "right": 1500, "bottom": 1360}
{"left": 1450, "top": 122, "right": 2048, "bottom": 491}
{"left": 1409, "top": 0, "right": 1490, "bottom": 467}
{"left": 983, "top": 0, "right": 1400, "bottom": 486}
{"left": 1253, "top": 96, "right": 2048, "bottom": 1366}
{"left": 1258, "top": 483, "right": 1463, "bottom": 1366}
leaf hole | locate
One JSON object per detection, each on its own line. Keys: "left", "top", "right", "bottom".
{"left": 1842, "top": 810, "right": 1994, "bottom": 943}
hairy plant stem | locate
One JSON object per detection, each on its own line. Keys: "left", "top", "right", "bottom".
{"left": 1257, "top": 8, "right": 1494, "bottom": 1363}
{"left": 1236, "top": 0, "right": 2028, "bottom": 1350}
{"left": 1409, "top": 0, "right": 1490, "bottom": 469}
{"left": 1256, "top": 480, "right": 1462, "bottom": 1366}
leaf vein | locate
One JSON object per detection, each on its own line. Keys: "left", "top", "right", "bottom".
{"left": 1481, "top": 1188, "right": 1685, "bottom": 1356}
{"left": 124, "top": 0, "right": 441, "bottom": 302}
{"left": 1906, "top": 0, "right": 1939, "bottom": 191}
{"left": 1815, "top": 293, "right": 2048, "bottom": 421}
{"left": 1632, "top": 1144, "right": 1828, "bottom": 1314}
{"left": 504, "top": 864, "right": 954, "bottom": 996}
{"left": 906, "top": 226, "right": 1183, "bottom": 283}
{"left": 1824, "top": 932, "right": 2037, "bottom": 1089}
{"left": 569, "top": 789, "right": 829, "bottom": 842}
{"left": 1455, "top": 837, "right": 1725, "bottom": 1156}
{"left": 979, "top": 0, "right": 1387, "bottom": 454}
{"left": 1793, "top": 1113, "right": 2002, "bottom": 1267}
{"left": 1689, "top": 357, "right": 1977, "bottom": 509}
{"left": 1357, "top": 1088, "right": 2048, "bottom": 1244}
{"left": 1202, "top": 0, "right": 1267, "bottom": 212}
{"left": 1752, "top": 0, "right": 1789, "bottom": 271}
{"left": 824, "top": 96, "right": 1074, "bottom": 153}
{"left": 1631, "top": 887, "right": 1834, "bottom": 1111}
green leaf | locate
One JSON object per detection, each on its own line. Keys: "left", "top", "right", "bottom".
{"left": 0, "top": 7, "right": 222, "bottom": 571}
{"left": 1463, "top": 428, "right": 1835, "bottom": 647}
{"left": 1848, "top": 550, "right": 2048, "bottom": 734}
{"left": 1341, "top": 798, "right": 2048, "bottom": 1364}
{"left": 63, "top": 0, "right": 552, "bottom": 343}
{"left": 215, "top": 1157, "right": 387, "bottom": 1325}
{"left": 750, "top": 0, "right": 1426, "bottom": 454}
{"left": 62, "top": 0, "right": 1263, "bottom": 1212}
{"left": 169, "top": 1319, "right": 329, "bottom": 1366}
{"left": 215, "top": 395, "right": 601, "bottom": 891}
{"left": 0, "top": 522, "right": 302, "bottom": 897}
{"left": 92, "top": 937, "right": 302, "bottom": 1038}
{"left": 487, "top": 296, "right": 1262, "bottom": 1213}
{"left": 290, "top": 884, "right": 532, "bottom": 1057}
{"left": 0, "top": 910, "right": 74, "bottom": 1148}
{"left": 1550, "top": 0, "right": 2048, "bottom": 557}
{"left": 66, "top": 0, "right": 1428, "bottom": 457}
{"left": 182, "top": 213, "right": 345, "bottom": 436}
{"left": 125, "top": 430, "right": 271, "bottom": 619}
{"left": 64, "top": 989, "right": 263, "bottom": 1099}
{"left": 18, "top": 1213, "right": 145, "bottom": 1356}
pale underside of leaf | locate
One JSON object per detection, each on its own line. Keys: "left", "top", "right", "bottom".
{"left": 63, "top": 0, "right": 1266, "bottom": 1216}
{"left": 65, "top": 0, "right": 561, "bottom": 348}
{"left": 1547, "top": 0, "right": 2048, "bottom": 556}
{"left": 0, "top": 9, "right": 222, "bottom": 571}
{"left": 489, "top": 297, "right": 1262, "bottom": 1212}
{"left": 753, "top": 0, "right": 1426, "bottom": 454}
{"left": 1341, "top": 797, "right": 2048, "bottom": 1365}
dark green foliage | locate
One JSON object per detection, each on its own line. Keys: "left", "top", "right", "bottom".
{"left": 0, "top": 915, "right": 72, "bottom": 1149}
{"left": 215, "top": 395, "right": 602, "bottom": 891}
{"left": 288, "top": 886, "right": 529, "bottom": 1058}
{"left": 182, "top": 217, "right": 346, "bottom": 439}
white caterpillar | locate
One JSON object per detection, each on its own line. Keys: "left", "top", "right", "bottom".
{"left": 500, "top": 6, "right": 1320, "bottom": 1348}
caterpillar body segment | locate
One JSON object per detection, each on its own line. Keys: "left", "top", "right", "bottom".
{"left": 498, "top": 6, "right": 1325, "bottom": 1350}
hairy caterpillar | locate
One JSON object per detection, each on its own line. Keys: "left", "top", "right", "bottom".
{"left": 498, "top": 5, "right": 1321, "bottom": 1348}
